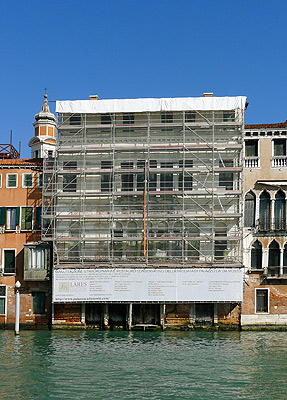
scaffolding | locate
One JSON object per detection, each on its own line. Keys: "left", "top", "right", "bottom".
{"left": 42, "top": 97, "right": 245, "bottom": 269}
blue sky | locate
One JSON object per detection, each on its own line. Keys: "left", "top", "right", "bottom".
{"left": 0, "top": 0, "right": 286, "bottom": 157}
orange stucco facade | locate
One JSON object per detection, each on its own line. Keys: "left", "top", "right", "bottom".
{"left": 0, "top": 159, "right": 51, "bottom": 328}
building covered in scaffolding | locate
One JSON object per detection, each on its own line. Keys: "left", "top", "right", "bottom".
{"left": 43, "top": 94, "right": 246, "bottom": 329}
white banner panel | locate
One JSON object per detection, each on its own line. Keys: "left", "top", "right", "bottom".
{"left": 53, "top": 268, "right": 243, "bottom": 303}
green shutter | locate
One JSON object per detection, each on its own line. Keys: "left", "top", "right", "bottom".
{"left": 0, "top": 207, "right": 6, "bottom": 226}
{"left": 4, "top": 250, "right": 15, "bottom": 273}
{"left": 21, "top": 207, "right": 33, "bottom": 230}
{"left": 16, "top": 207, "right": 20, "bottom": 226}
{"left": 35, "top": 207, "right": 42, "bottom": 230}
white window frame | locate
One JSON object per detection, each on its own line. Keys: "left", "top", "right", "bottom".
{"left": 6, "top": 207, "right": 18, "bottom": 230}
{"left": 6, "top": 173, "right": 18, "bottom": 188}
{"left": 255, "top": 288, "right": 269, "bottom": 314}
{"left": 0, "top": 174, "right": 2, "bottom": 188}
{"left": 2, "top": 248, "right": 16, "bottom": 275}
{"left": 22, "top": 173, "right": 34, "bottom": 188}
{"left": 0, "top": 285, "right": 7, "bottom": 316}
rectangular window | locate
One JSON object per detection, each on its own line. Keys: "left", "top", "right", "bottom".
{"left": 219, "top": 160, "right": 233, "bottom": 190}
{"left": 38, "top": 173, "right": 43, "bottom": 188}
{"left": 185, "top": 112, "right": 196, "bottom": 123}
{"left": 6, "top": 174, "right": 17, "bottom": 188}
{"left": 6, "top": 207, "right": 20, "bottom": 230}
{"left": 245, "top": 140, "right": 258, "bottom": 157}
{"left": 4, "top": 249, "right": 16, "bottom": 274}
{"left": 70, "top": 114, "right": 81, "bottom": 125}
{"left": 29, "top": 248, "right": 45, "bottom": 269}
{"left": 160, "top": 162, "right": 173, "bottom": 191}
{"left": 63, "top": 161, "right": 77, "bottom": 192}
{"left": 121, "top": 162, "right": 134, "bottom": 191}
{"left": 21, "top": 207, "right": 33, "bottom": 230}
{"left": 137, "top": 160, "right": 146, "bottom": 191}
{"left": 101, "top": 114, "right": 112, "bottom": 124}
{"left": 32, "top": 292, "right": 46, "bottom": 314}
{"left": 22, "top": 173, "right": 33, "bottom": 188}
{"left": 35, "top": 206, "right": 42, "bottom": 230}
{"left": 274, "top": 139, "right": 287, "bottom": 156}
{"left": 256, "top": 289, "right": 269, "bottom": 313}
{"left": 101, "top": 161, "right": 112, "bottom": 192}
{"left": 179, "top": 160, "right": 193, "bottom": 190}
{"left": 223, "top": 111, "right": 235, "bottom": 122}
{"left": 123, "top": 113, "right": 134, "bottom": 124}
{"left": 0, "top": 286, "right": 6, "bottom": 315}
{"left": 0, "top": 174, "right": 2, "bottom": 188}
{"left": 149, "top": 160, "right": 157, "bottom": 190}
{"left": 161, "top": 112, "right": 173, "bottom": 123}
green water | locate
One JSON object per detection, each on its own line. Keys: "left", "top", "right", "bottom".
{"left": 0, "top": 330, "right": 287, "bottom": 400}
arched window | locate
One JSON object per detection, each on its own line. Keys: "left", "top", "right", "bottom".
{"left": 127, "top": 221, "right": 137, "bottom": 237}
{"left": 251, "top": 240, "right": 262, "bottom": 269}
{"left": 275, "top": 190, "right": 286, "bottom": 230}
{"left": 158, "top": 221, "right": 168, "bottom": 236}
{"left": 268, "top": 240, "right": 280, "bottom": 275}
{"left": 214, "top": 223, "right": 227, "bottom": 261}
{"left": 244, "top": 191, "right": 256, "bottom": 227}
{"left": 259, "top": 190, "right": 271, "bottom": 231}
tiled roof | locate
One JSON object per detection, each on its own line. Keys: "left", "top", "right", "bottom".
{"left": 245, "top": 121, "right": 287, "bottom": 129}
{"left": 0, "top": 158, "right": 43, "bottom": 166}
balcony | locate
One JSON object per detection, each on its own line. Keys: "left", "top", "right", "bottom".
{"left": 244, "top": 157, "right": 259, "bottom": 168}
{"left": 267, "top": 266, "right": 287, "bottom": 278}
{"left": 272, "top": 156, "right": 287, "bottom": 168}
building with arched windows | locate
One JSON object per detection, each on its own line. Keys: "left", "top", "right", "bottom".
{"left": 242, "top": 121, "right": 287, "bottom": 327}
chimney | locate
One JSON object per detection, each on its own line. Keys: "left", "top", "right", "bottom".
{"left": 203, "top": 93, "right": 213, "bottom": 97}
{"left": 89, "top": 95, "right": 99, "bottom": 100}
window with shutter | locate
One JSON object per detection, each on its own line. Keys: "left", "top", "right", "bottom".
{"left": 35, "top": 207, "right": 42, "bottom": 230}
{"left": 4, "top": 250, "right": 16, "bottom": 274}
{"left": 244, "top": 192, "right": 256, "bottom": 227}
{"left": 21, "top": 207, "right": 33, "bottom": 230}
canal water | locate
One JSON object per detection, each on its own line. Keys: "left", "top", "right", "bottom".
{"left": 0, "top": 330, "right": 287, "bottom": 400}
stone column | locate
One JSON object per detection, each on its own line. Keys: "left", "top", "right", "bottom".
{"left": 280, "top": 248, "right": 284, "bottom": 276}
{"left": 271, "top": 199, "right": 275, "bottom": 231}
{"left": 262, "top": 248, "right": 268, "bottom": 275}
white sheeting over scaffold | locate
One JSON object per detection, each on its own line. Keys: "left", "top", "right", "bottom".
{"left": 56, "top": 96, "right": 247, "bottom": 114}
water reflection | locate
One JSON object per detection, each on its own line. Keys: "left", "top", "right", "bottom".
{"left": 0, "top": 330, "right": 287, "bottom": 399}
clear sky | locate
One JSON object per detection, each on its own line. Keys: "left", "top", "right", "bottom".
{"left": 1, "top": 0, "right": 286, "bottom": 157}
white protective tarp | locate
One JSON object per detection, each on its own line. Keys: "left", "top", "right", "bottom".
{"left": 56, "top": 96, "right": 247, "bottom": 114}
{"left": 53, "top": 268, "right": 243, "bottom": 303}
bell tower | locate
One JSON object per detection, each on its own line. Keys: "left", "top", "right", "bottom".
{"left": 29, "top": 94, "right": 56, "bottom": 158}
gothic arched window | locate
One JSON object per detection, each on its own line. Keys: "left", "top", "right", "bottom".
{"left": 244, "top": 191, "right": 256, "bottom": 227}
{"left": 275, "top": 189, "right": 286, "bottom": 231}
{"left": 259, "top": 190, "right": 271, "bottom": 231}
{"left": 268, "top": 240, "right": 280, "bottom": 275}
{"left": 251, "top": 240, "right": 262, "bottom": 269}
